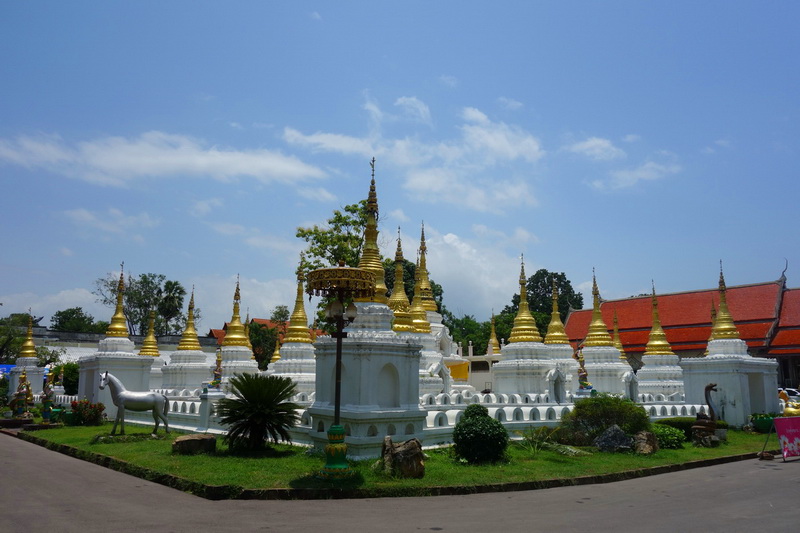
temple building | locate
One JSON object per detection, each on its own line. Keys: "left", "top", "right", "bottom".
{"left": 564, "top": 272, "right": 800, "bottom": 386}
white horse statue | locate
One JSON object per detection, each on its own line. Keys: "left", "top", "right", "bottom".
{"left": 99, "top": 371, "right": 169, "bottom": 435}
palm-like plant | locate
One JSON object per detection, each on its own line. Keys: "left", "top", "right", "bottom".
{"left": 217, "top": 373, "right": 301, "bottom": 451}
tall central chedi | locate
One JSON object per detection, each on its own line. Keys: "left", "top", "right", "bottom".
{"left": 578, "top": 271, "right": 637, "bottom": 399}
{"left": 682, "top": 265, "right": 778, "bottom": 425}
{"left": 636, "top": 283, "right": 684, "bottom": 398}
{"left": 308, "top": 159, "right": 425, "bottom": 459}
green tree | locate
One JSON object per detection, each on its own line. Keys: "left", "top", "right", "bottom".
{"left": 94, "top": 272, "right": 191, "bottom": 335}
{"left": 0, "top": 313, "right": 38, "bottom": 364}
{"left": 249, "top": 321, "right": 279, "bottom": 371}
{"left": 217, "top": 374, "right": 301, "bottom": 451}
{"left": 296, "top": 200, "right": 368, "bottom": 271}
{"left": 50, "top": 307, "right": 106, "bottom": 333}
{"left": 36, "top": 346, "right": 64, "bottom": 367}
{"left": 158, "top": 280, "right": 187, "bottom": 335}
{"left": 51, "top": 362, "right": 79, "bottom": 395}
{"left": 270, "top": 305, "right": 290, "bottom": 331}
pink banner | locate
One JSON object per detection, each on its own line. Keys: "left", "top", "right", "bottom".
{"left": 773, "top": 417, "right": 800, "bottom": 460}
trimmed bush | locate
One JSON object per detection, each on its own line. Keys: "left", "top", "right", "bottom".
{"left": 652, "top": 424, "right": 685, "bottom": 449}
{"left": 70, "top": 399, "right": 105, "bottom": 426}
{"left": 453, "top": 407, "right": 509, "bottom": 464}
{"left": 655, "top": 417, "right": 729, "bottom": 441}
{"left": 559, "top": 394, "right": 650, "bottom": 445}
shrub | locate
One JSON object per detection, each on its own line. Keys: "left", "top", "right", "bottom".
{"left": 453, "top": 407, "right": 509, "bottom": 464}
{"left": 217, "top": 374, "right": 300, "bottom": 451}
{"left": 656, "top": 417, "right": 729, "bottom": 441}
{"left": 70, "top": 399, "right": 105, "bottom": 425}
{"left": 462, "top": 403, "right": 489, "bottom": 420}
{"left": 559, "top": 394, "right": 650, "bottom": 444}
{"left": 0, "top": 376, "right": 8, "bottom": 408}
{"left": 652, "top": 424, "right": 685, "bottom": 449}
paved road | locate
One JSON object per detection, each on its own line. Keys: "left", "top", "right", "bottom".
{"left": 2, "top": 432, "right": 799, "bottom": 533}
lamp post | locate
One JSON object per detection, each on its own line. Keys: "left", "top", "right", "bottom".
{"left": 306, "top": 260, "right": 374, "bottom": 479}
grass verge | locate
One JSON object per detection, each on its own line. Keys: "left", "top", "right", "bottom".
{"left": 18, "top": 424, "right": 781, "bottom": 499}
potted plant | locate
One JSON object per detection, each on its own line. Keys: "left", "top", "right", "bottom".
{"left": 750, "top": 412, "right": 782, "bottom": 433}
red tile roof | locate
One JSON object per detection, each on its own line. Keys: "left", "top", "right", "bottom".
{"left": 565, "top": 280, "right": 788, "bottom": 354}
{"left": 207, "top": 319, "right": 324, "bottom": 345}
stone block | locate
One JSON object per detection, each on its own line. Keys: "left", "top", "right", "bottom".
{"left": 172, "top": 433, "right": 216, "bottom": 455}
{"left": 633, "top": 431, "right": 659, "bottom": 455}
{"left": 593, "top": 425, "right": 632, "bottom": 453}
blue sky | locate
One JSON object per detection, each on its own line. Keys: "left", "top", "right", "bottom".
{"left": 1, "top": 2, "right": 799, "bottom": 332}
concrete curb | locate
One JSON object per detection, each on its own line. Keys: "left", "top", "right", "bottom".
{"left": 11, "top": 430, "right": 778, "bottom": 501}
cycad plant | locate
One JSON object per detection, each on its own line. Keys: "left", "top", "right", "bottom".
{"left": 217, "top": 373, "right": 301, "bottom": 451}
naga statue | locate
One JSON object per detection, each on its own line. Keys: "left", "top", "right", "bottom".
{"left": 691, "top": 383, "right": 719, "bottom": 446}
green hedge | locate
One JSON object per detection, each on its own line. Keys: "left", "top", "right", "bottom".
{"left": 655, "top": 417, "right": 728, "bottom": 441}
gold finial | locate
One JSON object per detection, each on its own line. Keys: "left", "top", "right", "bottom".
{"left": 105, "top": 264, "right": 130, "bottom": 337}
{"left": 284, "top": 255, "right": 313, "bottom": 343}
{"left": 355, "top": 158, "right": 389, "bottom": 304}
{"left": 177, "top": 287, "right": 202, "bottom": 351}
{"left": 223, "top": 278, "right": 249, "bottom": 347}
{"left": 410, "top": 253, "right": 432, "bottom": 333}
{"left": 583, "top": 269, "right": 613, "bottom": 346}
{"left": 643, "top": 282, "right": 675, "bottom": 355}
{"left": 18, "top": 312, "right": 37, "bottom": 358}
{"left": 488, "top": 312, "right": 501, "bottom": 354}
{"left": 417, "top": 223, "right": 438, "bottom": 312}
{"left": 704, "top": 298, "right": 717, "bottom": 355}
{"left": 138, "top": 309, "right": 160, "bottom": 357}
{"left": 270, "top": 340, "right": 281, "bottom": 364}
{"left": 388, "top": 228, "right": 415, "bottom": 333}
{"left": 711, "top": 262, "right": 740, "bottom": 340}
{"left": 544, "top": 278, "right": 569, "bottom": 344}
{"left": 613, "top": 311, "right": 627, "bottom": 360}
{"left": 508, "top": 255, "right": 543, "bottom": 343}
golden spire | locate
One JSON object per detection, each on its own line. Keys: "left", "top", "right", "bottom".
{"left": 544, "top": 279, "right": 569, "bottom": 344}
{"left": 284, "top": 257, "right": 313, "bottom": 344}
{"left": 388, "top": 229, "right": 415, "bottom": 333}
{"left": 613, "top": 311, "right": 627, "bottom": 360}
{"left": 105, "top": 263, "right": 130, "bottom": 337}
{"left": 508, "top": 255, "right": 543, "bottom": 343}
{"left": 355, "top": 158, "right": 389, "bottom": 304}
{"left": 710, "top": 262, "right": 740, "bottom": 340}
{"left": 417, "top": 223, "right": 437, "bottom": 312}
{"left": 138, "top": 309, "right": 160, "bottom": 357}
{"left": 488, "top": 312, "right": 501, "bottom": 354}
{"left": 270, "top": 340, "right": 281, "bottom": 364}
{"left": 18, "top": 313, "right": 37, "bottom": 358}
{"left": 177, "top": 288, "right": 202, "bottom": 351}
{"left": 583, "top": 269, "right": 613, "bottom": 347}
{"left": 223, "top": 277, "right": 249, "bottom": 347}
{"left": 410, "top": 254, "right": 432, "bottom": 333}
{"left": 643, "top": 282, "right": 675, "bottom": 355}
{"left": 704, "top": 298, "right": 717, "bottom": 355}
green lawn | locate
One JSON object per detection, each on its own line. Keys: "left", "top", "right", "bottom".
{"left": 21, "top": 423, "right": 780, "bottom": 496}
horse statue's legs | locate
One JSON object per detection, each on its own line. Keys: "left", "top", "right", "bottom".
{"left": 111, "top": 407, "right": 125, "bottom": 436}
{"left": 151, "top": 396, "right": 170, "bottom": 435}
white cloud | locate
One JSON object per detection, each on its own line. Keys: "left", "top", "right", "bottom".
{"left": 228, "top": 122, "right": 243, "bottom": 130}
{"left": 439, "top": 74, "right": 459, "bottom": 88}
{"left": 0, "top": 131, "right": 326, "bottom": 186}
{"left": 59, "top": 247, "right": 74, "bottom": 257}
{"left": 703, "top": 139, "right": 731, "bottom": 154}
{"left": 566, "top": 137, "right": 626, "bottom": 161}
{"left": 191, "top": 198, "right": 223, "bottom": 217}
{"left": 297, "top": 187, "right": 336, "bottom": 202}
{"left": 287, "top": 102, "right": 543, "bottom": 213}
{"left": 210, "top": 222, "right": 246, "bottom": 236}
{"left": 388, "top": 209, "right": 409, "bottom": 223}
{"left": 283, "top": 128, "right": 374, "bottom": 156}
{"left": 0, "top": 288, "right": 107, "bottom": 328}
{"left": 622, "top": 134, "right": 641, "bottom": 143}
{"left": 310, "top": 11, "right": 322, "bottom": 20}
{"left": 497, "top": 97, "right": 523, "bottom": 110}
{"left": 64, "top": 207, "right": 160, "bottom": 235}
{"left": 394, "top": 96, "right": 432, "bottom": 126}
{"left": 244, "top": 234, "right": 303, "bottom": 255}
{"left": 595, "top": 161, "right": 682, "bottom": 189}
